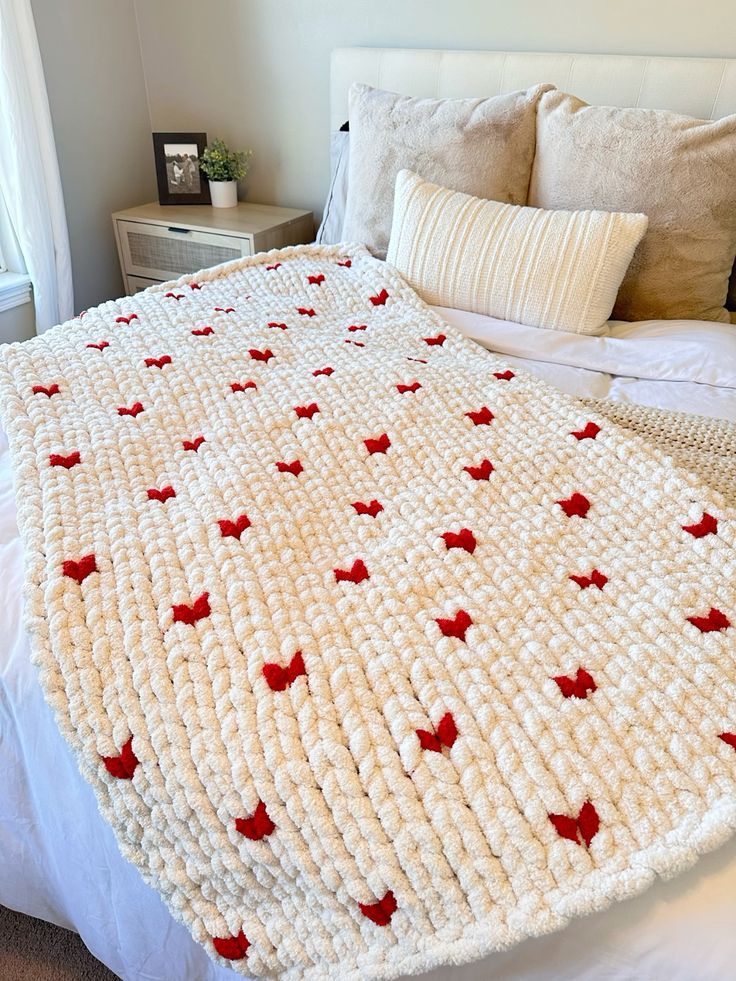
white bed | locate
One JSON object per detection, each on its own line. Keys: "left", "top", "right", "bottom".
{"left": 3, "top": 46, "right": 736, "bottom": 981}
{"left": 2, "top": 307, "right": 736, "bottom": 981}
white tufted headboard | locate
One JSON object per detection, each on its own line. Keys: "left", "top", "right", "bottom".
{"left": 330, "top": 47, "right": 736, "bottom": 129}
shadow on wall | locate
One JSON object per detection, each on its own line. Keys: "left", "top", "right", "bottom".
{"left": 0, "top": 301, "right": 36, "bottom": 345}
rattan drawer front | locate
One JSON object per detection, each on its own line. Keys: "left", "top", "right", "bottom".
{"left": 118, "top": 220, "right": 252, "bottom": 280}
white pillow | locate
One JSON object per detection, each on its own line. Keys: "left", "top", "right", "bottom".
{"left": 386, "top": 170, "right": 648, "bottom": 336}
{"left": 315, "top": 130, "right": 349, "bottom": 245}
{"left": 343, "top": 83, "right": 553, "bottom": 259}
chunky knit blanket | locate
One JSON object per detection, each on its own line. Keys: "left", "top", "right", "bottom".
{"left": 582, "top": 398, "right": 736, "bottom": 507}
{"left": 1, "top": 244, "right": 736, "bottom": 981}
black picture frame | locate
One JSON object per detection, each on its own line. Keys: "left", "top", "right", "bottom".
{"left": 152, "top": 132, "right": 211, "bottom": 205}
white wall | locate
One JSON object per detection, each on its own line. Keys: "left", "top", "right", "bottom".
{"left": 31, "top": 0, "right": 156, "bottom": 314}
{"left": 133, "top": 0, "right": 736, "bottom": 220}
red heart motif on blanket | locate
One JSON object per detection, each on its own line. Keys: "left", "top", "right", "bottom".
{"left": 364, "top": 433, "right": 390, "bottom": 455}
{"left": 297, "top": 307, "right": 316, "bottom": 317}
{"left": 465, "top": 407, "right": 494, "bottom": 426}
{"left": 334, "top": 559, "right": 369, "bottom": 584}
{"left": 369, "top": 288, "right": 389, "bottom": 306}
{"left": 102, "top": 736, "right": 139, "bottom": 779}
{"left": 494, "top": 369, "right": 515, "bottom": 381}
{"left": 549, "top": 800, "right": 600, "bottom": 848}
{"left": 345, "top": 340, "right": 365, "bottom": 347}
{"left": 266, "top": 262, "right": 282, "bottom": 271}
{"left": 263, "top": 651, "right": 306, "bottom": 691}
{"left": 553, "top": 668, "right": 597, "bottom": 699}
{"left": 313, "top": 366, "right": 334, "bottom": 376}
{"left": 145, "top": 355, "right": 172, "bottom": 368}
{"left": 441, "top": 529, "right": 476, "bottom": 554}
{"left": 571, "top": 421, "right": 601, "bottom": 441}
{"left": 192, "top": 326, "right": 214, "bottom": 336}
{"left": 213, "top": 930, "right": 250, "bottom": 960}
{"left": 687, "top": 607, "right": 731, "bottom": 633}
{"left": 719, "top": 733, "right": 736, "bottom": 750}
{"left": 231, "top": 381, "right": 257, "bottom": 393}
{"left": 214, "top": 306, "right": 235, "bottom": 313}
{"left": 189, "top": 282, "right": 201, "bottom": 290}
{"left": 219, "top": 514, "right": 251, "bottom": 539}
{"left": 359, "top": 890, "right": 397, "bottom": 927}
{"left": 86, "top": 341, "right": 109, "bottom": 351}
{"left": 308, "top": 274, "right": 325, "bottom": 285}
{"left": 295, "top": 403, "right": 319, "bottom": 419}
{"left": 276, "top": 459, "right": 303, "bottom": 476}
{"left": 268, "top": 322, "right": 288, "bottom": 330}
{"left": 435, "top": 609, "right": 472, "bottom": 641}
{"left": 416, "top": 712, "right": 458, "bottom": 753}
{"left": 249, "top": 348, "right": 274, "bottom": 362}
{"left": 165, "top": 292, "right": 184, "bottom": 300}
{"left": 337, "top": 259, "right": 352, "bottom": 268}
{"left": 183, "top": 435, "right": 205, "bottom": 451}
{"left": 682, "top": 513, "right": 718, "bottom": 538}
{"left": 235, "top": 800, "right": 276, "bottom": 840}
{"left": 147, "top": 485, "right": 176, "bottom": 502}
{"left": 423, "top": 334, "right": 446, "bottom": 346}
{"left": 63, "top": 554, "right": 97, "bottom": 584}
{"left": 396, "top": 381, "right": 421, "bottom": 394}
{"left": 352, "top": 500, "right": 383, "bottom": 517}
{"left": 50, "top": 451, "right": 81, "bottom": 469}
{"left": 118, "top": 402, "right": 144, "bottom": 417}
{"left": 463, "top": 459, "right": 494, "bottom": 481}
{"left": 569, "top": 569, "right": 608, "bottom": 590}
{"left": 115, "top": 314, "right": 138, "bottom": 325}
{"left": 172, "top": 591, "right": 211, "bottom": 625}
{"left": 557, "top": 493, "right": 591, "bottom": 518}
{"left": 32, "top": 383, "right": 60, "bottom": 397}
{"left": 348, "top": 324, "right": 367, "bottom": 332}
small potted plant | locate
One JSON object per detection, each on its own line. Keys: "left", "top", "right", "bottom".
{"left": 200, "top": 138, "right": 253, "bottom": 208}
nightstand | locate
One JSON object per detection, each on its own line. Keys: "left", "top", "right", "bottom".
{"left": 112, "top": 201, "right": 314, "bottom": 295}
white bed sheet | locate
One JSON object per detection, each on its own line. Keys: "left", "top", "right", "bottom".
{"left": 2, "top": 311, "right": 736, "bottom": 981}
{"left": 433, "top": 308, "right": 736, "bottom": 421}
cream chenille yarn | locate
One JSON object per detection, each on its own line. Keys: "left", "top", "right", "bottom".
{"left": 1, "top": 244, "right": 736, "bottom": 981}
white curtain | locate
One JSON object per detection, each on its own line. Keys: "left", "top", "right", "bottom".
{"left": 0, "top": 0, "right": 73, "bottom": 330}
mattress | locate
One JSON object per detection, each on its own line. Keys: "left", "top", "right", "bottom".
{"left": 2, "top": 308, "right": 735, "bottom": 981}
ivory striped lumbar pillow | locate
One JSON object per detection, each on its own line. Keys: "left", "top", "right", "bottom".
{"left": 386, "top": 169, "right": 648, "bottom": 335}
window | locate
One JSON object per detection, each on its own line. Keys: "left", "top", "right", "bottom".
{"left": 0, "top": 208, "right": 32, "bottom": 313}
{"left": 0, "top": 192, "right": 32, "bottom": 312}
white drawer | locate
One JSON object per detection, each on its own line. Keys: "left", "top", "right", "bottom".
{"left": 125, "top": 274, "right": 162, "bottom": 295}
{"left": 117, "top": 219, "right": 252, "bottom": 281}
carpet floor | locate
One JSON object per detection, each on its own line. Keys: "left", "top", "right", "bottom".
{"left": 0, "top": 905, "right": 118, "bottom": 980}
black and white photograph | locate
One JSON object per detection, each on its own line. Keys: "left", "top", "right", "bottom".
{"left": 163, "top": 142, "right": 201, "bottom": 194}
{"left": 152, "top": 132, "right": 210, "bottom": 205}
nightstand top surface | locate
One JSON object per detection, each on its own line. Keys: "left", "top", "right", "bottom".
{"left": 112, "top": 200, "right": 312, "bottom": 236}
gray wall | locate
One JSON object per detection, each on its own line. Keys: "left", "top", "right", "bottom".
{"left": 0, "top": 302, "right": 35, "bottom": 345}
{"left": 133, "top": 0, "right": 736, "bottom": 220}
{"left": 31, "top": 0, "right": 156, "bottom": 315}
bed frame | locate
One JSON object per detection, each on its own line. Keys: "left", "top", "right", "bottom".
{"left": 330, "top": 47, "right": 736, "bottom": 130}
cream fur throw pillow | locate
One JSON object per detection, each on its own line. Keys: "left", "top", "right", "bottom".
{"left": 387, "top": 170, "right": 647, "bottom": 335}
{"left": 530, "top": 90, "right": 736, "bottom": 324}
{"left": 342, "top": 82, "right": 554, "bottom": 260}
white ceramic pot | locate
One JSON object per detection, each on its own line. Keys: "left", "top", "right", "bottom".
{"left": 209, "top": 180, "right": 238, "bottom": 208}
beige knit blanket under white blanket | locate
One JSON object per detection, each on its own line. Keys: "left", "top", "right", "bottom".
{"left": 1, "top": 244, "right": 736, "bottom": 980}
